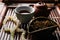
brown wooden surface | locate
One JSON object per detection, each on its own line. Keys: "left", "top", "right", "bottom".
{"left": 3, "top": 0, "right": 56, "bottom": 3}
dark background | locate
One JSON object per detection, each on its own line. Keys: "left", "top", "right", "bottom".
{"left": 2, "top": 0, "right": 59, "bottom": 3}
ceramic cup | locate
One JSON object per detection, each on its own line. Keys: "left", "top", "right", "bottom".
{"left": 14, "top": 6, "right": 35, "bottom": 23}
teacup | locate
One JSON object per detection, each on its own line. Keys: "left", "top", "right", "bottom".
{"left": 14, "top": 6, "right": 35, "bottom": 23}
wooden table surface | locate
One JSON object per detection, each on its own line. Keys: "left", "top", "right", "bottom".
{"left": 0, "top": 3, "right": 60, "bottom": 40}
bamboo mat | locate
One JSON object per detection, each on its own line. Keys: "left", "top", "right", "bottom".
{"left": 0, "top": 8, "right": 21, "bottom": 40}
{"left": 48, "top": 9, "right": 60, "bottom": 40}
{"left": 0, "top": 7, "right": 60, "bottom": 40}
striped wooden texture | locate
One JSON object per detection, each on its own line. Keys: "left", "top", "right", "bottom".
{"left": 0, "top": 9, "right": 21, "bottom": 40}
{"left": 48, "top": 9, "right": 60, "bottom": 40}
{"left": 0, "top": 7, "right": 60, "bottom": 40}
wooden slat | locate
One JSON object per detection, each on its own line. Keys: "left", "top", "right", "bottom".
{"left": 0, "top": 5, "right": 7, "bottom": 27}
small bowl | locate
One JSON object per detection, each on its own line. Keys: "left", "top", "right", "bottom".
{"left": 28, "top": 17, "right": 58, "bottom": 40}
{"left": 28, "top": 17, "right": 58, "bottom": 33}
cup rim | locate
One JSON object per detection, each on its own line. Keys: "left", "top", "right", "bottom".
{"left": 14, "top": 6, "right": 35, "bottom": 15}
